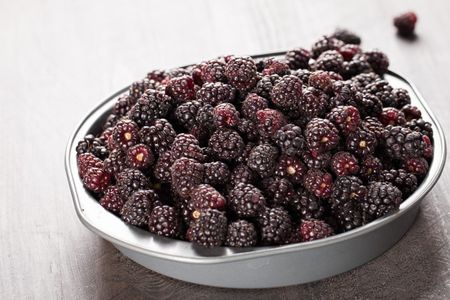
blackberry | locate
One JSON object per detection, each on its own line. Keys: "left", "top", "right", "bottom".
{"left": 311, "top": 36, "right": 345, "bottom": 58}
{"left": 126, "top": 144, "right": 154, "bottom": 169}
{"left": 241, "top": 93, "right": 269, "bottom": 121}
{"left": 392, "top": 88, "right": 411, "bottom": 108}
{"left": 331, "top": 28, "right": 361, "bottom": 45}
{"left": 338, "top": 44, "right": 362, "bottom": 61}
{"left": 346, "top": 128, "right": 377, "bottom": 157}
{"left": 271, "top": 75, "right": 303, "bottom": 110}
{"left": 187, "top": 209, "right": 227, "bottom": 247}
{"left": 329, "top": 176, "right": 367, "bottom": 230}
{"left": 204, "top": 161, "right": 230, "bottom": 186}
{"left": 139, "top": 119, "right": 176, "bottom": 155}
{"left": 229, "top": 164, "right": 256, "bottom": 187}
{"left": 304, "top": 169, "right": 333, "bottom": 199}
{"left": 247, "top": 144, "right": 279, "bottom": 178}
{"left": 165, "top": 75, "right": 196, "bottom": 102}
{"left": 331, "top": 80, "right": 361, "bottom": 107}
{"left": 351, "top": 72, "right": 380, "bottom": 89}
{"left": 82, "top": 167, "right": 111, "bottom": 193}
{"left": 237, "top": 119, "right": 259, "bottom": 142}
{"left": 406, "top": 118, "right": 433, "bottom": 138}
{"left": 153, "top": 151, "right": 174, "bottom": 183}
{"left": 148, "top": 205, "right": 181, "bottom": 238}
{"left": 362, "top": 51, "right": 389, "bottom": 75}
{"left": 422, "top": 135, "right": 433, "bottom": 159}
{"left": 103, "top": 114, "right": 119, "bottom": 130}
{"left": 401, "top": 105, "right": 422, "bottom": 121}
{"left": 299, "top": 219, "right": 334, "bottom": 242}
{"left": 171, "top": 157, "right": 204, "bottom": 198}
{"left": 100, "top": 186, "right": 125, "bottom": 214}
{"left": 262, "top": 58, "right": 290, "bottom": 76}
{"left": 213, "top": 103, "right": 240, "bottom": 128}
{"left": 305, "top": 118, "right": 340, "bottom": 154}
{"left": 208, "top": 129, "right": 244, "bottom": 161}
{"left": 362, "top": 116, "right": 386, "bottom": 139}
{"left": 104, "top": 149, "right": 126, "bottom": 176}
{"left": 274, "top": 124, "right": 305, "bottom": 156}
{"left": 189, "top": 184, "right": 226, "bottom": 212}
{"left": 258, "top": 207, "right": 293, "bottom": 245}
{"left": 113, "top": 94, "right": 135, "bottom": 117}
{"left": 291, "top": 69, "right": 313, "bottom": 84}
{"left": 228, "top": 183, "right": 266, "bottom": 218}
{"left": 116, "top": 168, "right": 149, "bottom": 199}
{"left": 379, "top": 107, "right": 406, "bottom": 126}
{"left": 364, "top": 80, "right": 395, "bottom": 107}
{"left": 174, "top": 100, "right": 202, "bottom": 130}
{"left": 379, "top": 169, "right": 418, "bottom": 197}
{"left": 200, "top": 59, "right": 227, "bottom": 83}
{"left": 363, "top": 182, "right": 402, "bottom": 218}
{"left": 121, "top": 189, "right": 158, "bottom": 227}
{"left": 326, "top": 105, "right": 361, "bottom": 135}
{"left": 195, "top": 103, "right": 214, "bottom": 129}
{"left": 129, "top": 78, "right": 160, "bottom": 100}
{"left": 302, "top": 151, "right": 331, "bottom": 170}
{"left": 256, "top": 109, "right": 286, "bottom": 139}
{"left": 359, "top": 155, "right": 383, "bottom": 182}
{"left": 331, "top": 151, "right": 360, "bottom": 177}
{"left": 383, "top": 126, "right": 425, "bottom": 159}
{"left": 402, "top": 157, "right": 429, "bottom": 178}
{"left": 285, "top": 48, "right": 312, "bottom": 70}
{"left": 166, "top": 68, "right": 191, "bottom": 80}
{"left": 308, "top": 70, "right": 334, "bottom": 94}
{"left": 77, "top": 153, "right": 103, "bottom": 178}
{"left": 146, "top": 69, "right": 167, "bottom": 82}
{"left": 225, "top": 220, "right": 258, "bottom": 247}
{"left": 196, "top": 82, "right": 236, "bottom": 106}
{"left": 313, "top": 50, "right": 344, "bottom": 74}
{"left": 235, "top": 142, "right": 255, "bottom": 165}
{"left": 252, "top": 74, "right": 280, "bottom": 100}
{"left": 355, "top": 92, "right": 383, "bottom": 117}
{"left": 291, "top": 188, "right": 325, "bottom": 220}
{"left": 275, "top": 155, "right": 307, "bottom": 185}
{"left": 394, "top": 12, "right": 418, "bottom": 36}
{"left": 264, "top": 177, "right": 295, "bottom": 207}
{"left": 225, "top": 56, "right": 258, "bottom": 91}
{"left": 76, "top": 134, "right": 109, "bottom": 159}
{"left": 170, "top": 134, "right": 205, "bottom": 162}
{"left": 111, "top": 119, "right": 139, "bottom": 150}
{"left": 128, "top": 90, "right": 172, "bottom": 127}
{"left": 342, "top": 58, "right": 372, "bottom": 79}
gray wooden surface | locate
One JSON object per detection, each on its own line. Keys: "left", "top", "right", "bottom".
{"left": 1, "top": 0, "right": 450, "bottom": 299}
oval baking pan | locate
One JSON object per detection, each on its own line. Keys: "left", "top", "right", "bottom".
{"left": 65, "top": 51, "right": 446, "bottom": 289}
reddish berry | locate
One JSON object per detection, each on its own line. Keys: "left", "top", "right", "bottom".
{"left": 285, "top": 48, "right": 311, "bottom": 70}
{"left": 241, "top": 93, "right": 269, "bottom": 121}
{"left": 77, "top": 153, "right": 103, "bottom": 178}
{"left": 100, "top": 186, "right": 125, "bottom": 214}
{"left": 331, "top": 151, "right": 360, "bottom": 177}
{"left": 189, "top": 184, "right": 226, "bottom": 211}
{"left": 327, "top": 106, "right": 361, "bottom": 135}
{"left": 166, "top": 75, "right": 196, "bottom": 102}
{"left": 126, "top": 144, "right": 154, "bottom": 169}
{"left": 112, "top": 119, "right": 139, "bottom": 150}
{"left": 379, "top": 107, "right": 406, "bottom": 126}
{"left": 299, "top": 219, "right": 334, "bottom": 242}
{"left": 304, "top": 169, "right": 333, "bottom": 198}
{"left": 225, "top": 56, "right": 258, "bottom": 91}
{"left": 200, "top": 59, "right": 227, "bottom": 83}
{"left": 338, "top": 44, "right": 362, "bottom": 61}
{"left": 82, "top": 168, "right": 111, "bottom": 193}
{"left": 256, "top": 109, "right": 287, "bottom": 139}
{"left": 213, "top": 103, "right": 240, "bottom": 128}
{"left": 402, "top": 157, "right": 429, "bottom": 177}
{"left": 401, "top": 104, "right": 421, "bottom": 121}
{"left": 305, "top": 118, "right": 340, "bottom": 155}
{"left": 275, "top": 155, "right": 307, "bottom": 185}
{"left": 360, "top": 155, "right": 382, "bottom": 182}
{"left": 394, "top": 12, "right": 418, "bottom": 36}
{"left": 262, "top": 58, "right": 290, "bottom": 76}
{"left": 422, "top": 135, "right": 433, "bottom": 159}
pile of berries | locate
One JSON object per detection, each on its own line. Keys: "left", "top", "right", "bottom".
{"left": 76, "top": 29, "right": 433, "bottom": 248}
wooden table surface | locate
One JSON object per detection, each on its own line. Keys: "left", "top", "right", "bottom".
{"left": 1, "top": 0, "right": 450, "bottom": 299}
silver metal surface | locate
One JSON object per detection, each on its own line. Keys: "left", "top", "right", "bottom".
{"left": 65, "top": 62, "right": 446, "bottom": 288}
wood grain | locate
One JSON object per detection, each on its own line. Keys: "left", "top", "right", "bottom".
{"left": 1, "top": 0, "right": 450, "bottom": 299}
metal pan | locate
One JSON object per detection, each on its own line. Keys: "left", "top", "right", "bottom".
{"left": 65, "top": 52, "right": 446, "bottom": 288}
